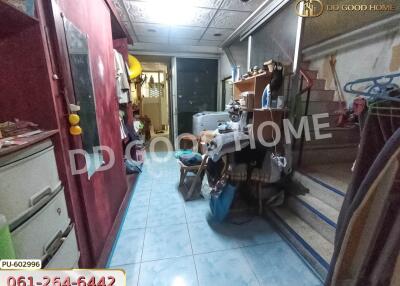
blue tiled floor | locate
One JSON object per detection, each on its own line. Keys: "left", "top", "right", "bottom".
{"left": 108, "top": 152, "right": 322, "bottom": 286}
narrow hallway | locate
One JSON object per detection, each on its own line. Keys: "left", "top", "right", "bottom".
{"left": 108, "top": 152, "right": 322, "bottom": 286}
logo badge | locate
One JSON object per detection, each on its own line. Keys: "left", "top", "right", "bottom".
{"left": 296, "top": 0, "right": 324, "bottom": 17}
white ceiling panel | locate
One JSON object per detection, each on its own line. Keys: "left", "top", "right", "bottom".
{"left": 210, "top": 10, "right": 251, "bottom": 29}
{"left": 125, "top": 2, "right": 153, "bottom": 23}
{"left": 124, "top": 0, "right": 222, "bottom": 9}
{"left": 169, "top": 38, "right": 199, "bottom": 46}
{"left": 198, "top": 40, "right": 223, "bottom": 46}
{"left": 112, "top": 0, "right": 129, "bottom": 21}
{"left": 137, "top": 35, "right": 169, "bottom": 44}
{"left": 175, "top": 7, "right": 217, "bottom": 27}
{"left": 126, "top": 1, "right": 216, "bottom": 27}
{"left": 202, "top": 27, "right": 234, "bottom": 41}
{"left": 115, "top": 0, "right": 265, "bottom": 49}
{"left": 169, "top": 26, "right": 205, "bottom": 40}
{"left": 221, "top": 0, "right": 266, "bottom": 12}
{"left": 134, "top": 23, "right": 169, "bottom": 37}
{"left": 192, "top": 0, "right": 224, "bottom": 9}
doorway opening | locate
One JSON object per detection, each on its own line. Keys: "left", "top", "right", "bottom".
{"left": 136, "top": 57, "right": 172, "bottom": 152}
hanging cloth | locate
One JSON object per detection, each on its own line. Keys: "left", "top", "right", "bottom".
{"left": 113, "top": 49, "right": 130, "bottom": 103}
{"left": 326, "top": 102, "right": 400, "bottom": 286}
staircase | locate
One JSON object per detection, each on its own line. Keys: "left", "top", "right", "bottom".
{"left": 265, "top": 66, "right": 360, "bottom": 281}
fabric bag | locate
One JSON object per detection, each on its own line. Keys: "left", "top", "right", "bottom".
{"left": 209, "top": 178, "right": 236, "bottom": 222}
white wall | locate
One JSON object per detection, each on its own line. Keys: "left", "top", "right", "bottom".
{"left": 306, "top": 20, "right": 400, "bottom": 106}
{"left": 220, "top": 53, "right": 233, "bottom": 79}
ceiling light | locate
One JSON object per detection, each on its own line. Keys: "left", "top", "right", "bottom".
{"left": 145, "top": 0, "right": 197, "bottom": 26}
{"left": 213, "top": 33, "right": 222, "bottom": 37}
{"left": 148, "top": 29, "right": 157, "bottom": 33}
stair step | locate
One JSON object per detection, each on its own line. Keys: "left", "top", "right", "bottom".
{"left": 302, "top": 70, "right": 318, "bottom": 80}
{"left": 304, "top": 113, "right": 342, "bottom": 128}
{"left": 301, "top": 163, "right": 353, "bottom": 192}
{"left": 303, "top": 79, "right": 326, "bottom": 90}
{"left": 301, "top": 90, "right": 335, "bottom": 101}
{"left": 301, "top": 101, "right": 346, "bottom": 115}
{"left": 293, "top": 171, "right": 345, "bottom": 211}
{"left": 294, "top": 143, "right": 359, "bottom": 165}
{"left": 305, "top": 127, "right": 360, "bottom": 146}
{"left": 300, "top": 62, "right": 311, "bottom": 70}
{"left": 288, "top": 195, "right": 338, "bottom": 243}
{"left": 266, "top": 207, "right": 333, "bottom": 280}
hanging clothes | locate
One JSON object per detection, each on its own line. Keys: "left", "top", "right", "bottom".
{"left": 113, "top": 49, "right": 130, "bottom": 104}
{"left": 326, "top": 101, "right": 400, "bottom": 286}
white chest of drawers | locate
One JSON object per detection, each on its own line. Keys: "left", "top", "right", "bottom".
{"left": 0, "top": 140, "right": 61, "bottom": 228}
{"left": 0, "top": 137, "right": 80, "bottom": 267}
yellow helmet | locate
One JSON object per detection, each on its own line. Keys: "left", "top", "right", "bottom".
{"left": 128, "top": 54, "right": 142, "bottom": 80}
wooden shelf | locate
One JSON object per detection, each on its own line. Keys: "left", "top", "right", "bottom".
{"left": 0, "top": 1, "right": 39, "bottom": 38}
{"left": 0, "top": 130, "right": 59, "bottom": 157}
{"left": 234, "top": 72, "right": 270, "bottom": 85}
{"left": 233, "top": 72, "right": 271, "bottom": 109}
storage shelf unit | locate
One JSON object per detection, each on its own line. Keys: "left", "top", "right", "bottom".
{"left": 233, "top": 72, "right": 271, "bottom": 109}
{"left": 0, "top": 1, "right": 79, "bottom": 267}
{"left": 233, "top": 73, "right": 287, "bottom": 143}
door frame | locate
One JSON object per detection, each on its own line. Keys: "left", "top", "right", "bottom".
{"left": 170, "top": 56, "right": 221, "bottom": 147}
{"left": 171, "top": 57, "right": 178, "bottom": 147}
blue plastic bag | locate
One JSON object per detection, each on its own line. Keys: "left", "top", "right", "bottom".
{"left": 209, "top": 183, "right": 236, "bottom": 222}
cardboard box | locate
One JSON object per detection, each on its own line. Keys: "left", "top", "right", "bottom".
{"left": 240, "top": 92, "right": 255, "bottom": 110}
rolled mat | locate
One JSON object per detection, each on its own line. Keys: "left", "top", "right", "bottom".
{"left": 0, "top": 215, "right": 16, "bottom": 259}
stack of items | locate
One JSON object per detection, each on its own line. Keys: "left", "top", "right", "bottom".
{"left": 0, "top": 120, "right": 42, "bottom": 150}
{"left": 239, "top": 92, "right": 255, "bottom": 111}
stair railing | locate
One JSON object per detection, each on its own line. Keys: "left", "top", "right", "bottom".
{"left": 296, "top": 68, "right": 314, "bottom": 167}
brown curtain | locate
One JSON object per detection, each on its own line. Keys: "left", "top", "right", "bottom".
{"left": 326, "top": 102, "right": 400, "bottom": 286}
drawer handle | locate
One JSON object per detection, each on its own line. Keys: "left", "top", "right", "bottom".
{"left": 30, "top": 187, "right": 52, "bottom": 207}
{"left": 44, "top": 231, "right": 63, "bottom": 257}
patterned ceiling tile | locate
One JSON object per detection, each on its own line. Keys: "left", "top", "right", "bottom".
{"left": 221, "top": 0, "right": 266, "bottom": 12}
{"left": 202, "top": 27, "right": 234, "bottom": 41}
{"left": 169, "top": 38, "right": 199, "bottom": 46}
{"left": 210, "top": 10, "right": 251, "bottom": 29}
{"left": 169, "top": 26, "right": 205, "bottom": 40}
{"left": 125, "top": 1, "right": 216, "bottom": 27}
{"left": 121, "top": 0, "right": 258, "bottom": 48}
{"left": 124, "top": 0, "right": 222, "bottom": 8}
{"left": 192, "top": 0, "right": 223, "bottom": 8}
{"left": 180, "top": 8, "right": 217, "bottom": 27}
{"left": 112, "top": 0, "right": 129, "bottom": 21}
{"left": 197, "top": 39, "right": 223, "bottom": 46}
{"left": 125, "top": 1, "right": 151, "bottom": 22}
{"left": 137, "top": 35, "right": 169, "bottom": 44}
{"left": 134, "top": 23, "right": 169, "bottom": 37}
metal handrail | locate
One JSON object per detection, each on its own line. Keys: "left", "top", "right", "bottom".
{"left": 296, "top": 68, "right": 314, "bottom": 167}
{"left": 299, "top": 68, "right": 314, "bottom": 92}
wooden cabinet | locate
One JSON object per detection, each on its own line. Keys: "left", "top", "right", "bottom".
{"left": 253, "top": 109, "right": 286, "bottom": 143}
